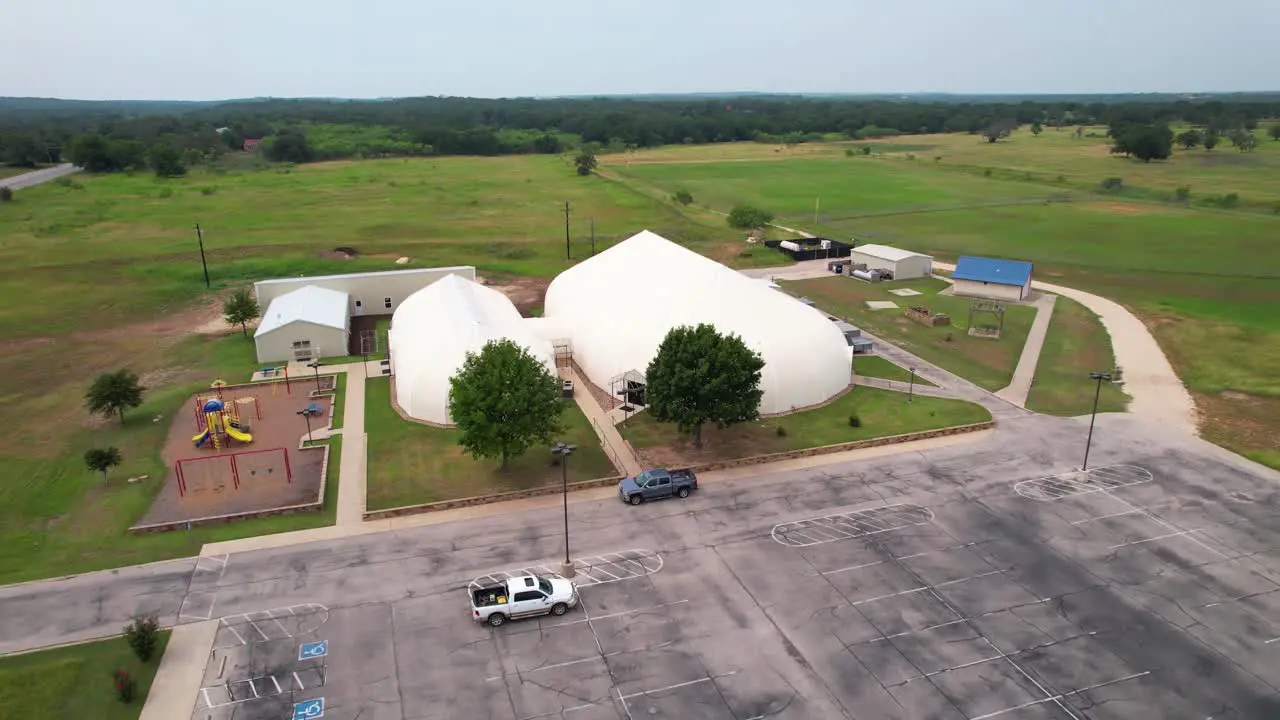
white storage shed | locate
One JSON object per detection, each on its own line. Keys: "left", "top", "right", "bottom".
{"left": 253, "top": 285, "right": 351, "bottom": 363}
{"left": 850, "top": 244, "right": 933, "bottom": 280}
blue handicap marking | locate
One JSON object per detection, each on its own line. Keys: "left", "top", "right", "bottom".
{"left": 292, "top": 698, "right": 324, "bottom": 720}
{"left": 298, "top": 640, "right": 329, "bottom": 661}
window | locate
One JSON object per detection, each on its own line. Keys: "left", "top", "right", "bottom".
{"left": 513, "top": 591, "right": 543, "bottom": 602}
{"left": 383, "top": 296, "right": 393, "bottom": 309}
{"left": 655, "top": 476, "right": 670, "bottom": 486}
{"left": 291, "top": 340, "right": 311, "bottom": 349}
{"left": 355, "top": 300, "right": 362, "bottom": 308}
{"left": 537, "top": 577, "right": 553, "bottom": 595}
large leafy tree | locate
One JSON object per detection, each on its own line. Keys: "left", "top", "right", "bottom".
{"left": 645, "top": 324, "right": 765, "bottom": 448}
{"left": 1175, "top": 129, "right": 1202, "bottom": 150}
{"left": 264, "top": 131, "right": 314, "bottom": 163}
{"left": 1269, "top": 125, "right": 1280, "bottom": 142}
{"left": 1110, "top": 124, "right": 1173, "bottom": 162}
{"left": 85, "top": 369, "right": 145, "bottom": 424}
{"left": 448, "top": 339, "right": 563, "bottom": 470}
{"left": 574, "top": 152, "right": 597, "bottom": 176}
{"left": 84, "top": 447, "right": 122, "bottom": 482}
{"left": 150, "top": 144, "right": 186, "bottom": 177}
{"left": 222, "top": 288, "right": 260, "bottom": 337}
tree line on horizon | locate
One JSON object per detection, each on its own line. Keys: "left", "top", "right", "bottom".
{"left": 1, "top": 95, "right": 1278, "bottom": 176}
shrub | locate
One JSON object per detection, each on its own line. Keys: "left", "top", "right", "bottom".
{"left": 844, "top": 148, "right": 855, "bottom": 157}
{"left": 775, "top": 425, "right": 787, "bottom": 437}
{"left": 1175, "top": 186, "right": 1191, "bottom": 204}
{"left": 1056, "top": 174, "right": 1066, "bottom": 183}
{"left": 1272, "top": 201, "right": 1280, "bottom": 215}
{"left": 1099, "top": 177, "right": 1124, "bottom": 192}
{"left": 860, "top": 146, "right": 871, "bottom": 156}
{"left": 848, "top": 414, "right": 861, "bottom": 428}
{"left": 726, "top": 204, "right": 774, "bottom": 229}
{"left": 0, "top": 187, "right": 11, "bottom": 203}
{"left": 157, "top": 187, "right": 173, "bottom": 199}
{"left": 944, "top": 332, "right": 954, "bottom": 343}
{"left": 982, "top": 168, "right": 993, "bottom": 177}
{"left": 113, "top": 669, "right": 136, "bottom": 703}
{"left": 55, "top": 176, "right": 73, "bottom": 187}
{"left": 934, "top": 156, "right": 943, "bottom": 163}
{"left": 124, "top": 614, "right": 161, "bottom": 663}
{"left": 199, "top": 186, "right": 217, "bottom": 196}
{"left": 672, "top": 189, "right": 693, "bottom": 205}
{"left": 905, "top": 153, "right": 916, "bottom": 161}
{"left": 1219, "top": 192, "right": 1239, "bottom": 208}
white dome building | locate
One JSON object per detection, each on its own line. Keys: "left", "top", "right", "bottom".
{"left": 544, "top": 230, "right": 851, "bottom": 415}
{"left": 390, "top": 274, "right": 556, "bottom": 425}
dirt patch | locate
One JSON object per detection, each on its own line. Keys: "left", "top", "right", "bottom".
{"left": 1196, "top": 390, "right": 1280, "bottom": 455}
{"left": 136, "top": 380, "right": 333, "bottom": 526}
{"left": 476, "top": 274, "right": 550, "bottom": 316}
{"left": 1088, "top": 202, "right": 1164, "bottom": 216}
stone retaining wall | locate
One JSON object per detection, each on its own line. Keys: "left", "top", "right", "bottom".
{"left": 361, "top": 420, "right": 992, "bottom": 522}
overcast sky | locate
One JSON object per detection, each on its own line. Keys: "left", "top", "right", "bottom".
{"left": 4, "top": 0, "right": 1277, "bottom": 100}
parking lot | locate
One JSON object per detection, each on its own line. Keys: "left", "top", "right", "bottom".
{"left": 184, "top": 447, "right": 1280, "bottom": 719}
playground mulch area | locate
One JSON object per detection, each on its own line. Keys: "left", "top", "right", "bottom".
{"left": 134, "top": 379, "right": 334, "bottom": 529}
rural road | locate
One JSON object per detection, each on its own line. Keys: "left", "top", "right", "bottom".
{"left": 0, "top": 163, "right": 79, "bottom": 190}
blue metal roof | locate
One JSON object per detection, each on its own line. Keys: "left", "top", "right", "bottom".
{"left": 952, "top": 256, "right": 1033, "bottom": 286}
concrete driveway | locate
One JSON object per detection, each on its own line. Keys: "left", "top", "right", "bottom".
{"left": 0, "top": 163, "right": 79, "bottom": 190}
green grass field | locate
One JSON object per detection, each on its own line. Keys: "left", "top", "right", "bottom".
{"left": 853, "top": 355, "right": 937, "bottom": 387}
{"left": 1026, "top": 296, "right": 1130, "bottom": 416}
{"left": 784, "top": 277, "right": 1037, "bottom": 391}
{"left": 620, "top": 385, "right": 991, "bottom": 467}
{"left": 607, "top": 138, "right": 1280, "bottom": 466}
{"left": 364, "top": 378, "right": 616, "bottom": 510}
{"left": 0, "top": 632, "right": 169, "bottom": 720}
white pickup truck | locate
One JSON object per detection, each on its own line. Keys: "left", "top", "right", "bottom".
{"left": 470, "top": 574, "right": 579, "bottom": 626}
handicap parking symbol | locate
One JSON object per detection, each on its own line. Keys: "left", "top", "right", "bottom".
{"left": 298, "top": 640, "right": 328, "bottom": 661}
{"left": 292, "top": 698, "right": 324, "bottom": 719}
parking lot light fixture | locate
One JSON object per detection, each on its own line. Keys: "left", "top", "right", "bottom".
{"left": 552, "top": 442, "right": 578, "bottom": 578}
{"left": 1082, "top": 371, "right": 1112, "bottom": 471}
{"left": 908, "top": 367, "right": 916, "bottom": 402}
{"left": 306, "top": 360, "right": 323, "bottom": 390}
{"left": 297, "top": 408, "right": 316, "bottom": 444}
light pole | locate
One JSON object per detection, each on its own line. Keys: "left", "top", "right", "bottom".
{"left": 908, "top": 367, "right": 916, "bottom": 403}
{"left": 307, "top": 360, "right": 323, "bottom": 390}
{"left": 1082, "top": 371, "right": 1112, "bottom": 471}
{"left": 552, "top": 442, "right": 577, "bottom": 578}
{"left": 297, "top": 408, "right": 317, "bottom": 444}
{"left": 195, "top": 223, "right": 210, "bottom": 289}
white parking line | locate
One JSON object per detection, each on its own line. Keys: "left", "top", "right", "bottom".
{"left": 1015, "top": 465, "right": 1153, "bottom": 501}
{"left": 967, "top": 671, "right": 1151, "bottom": 720}
{"left": 773, "top": 503, "right": 934, "bottom": 547}
{"left": 469, "top": 549, "right": 663, "bottom": 591}
{"left": 547, "top": 599, "right": 690, "bottom": 628}
{"left": 818, "top": 541, "right": 984, "bottom": 576}
{"left": 1108, "top": 528, "right": 1204, "bottom": 549}
{"left": 212, "top": 603, "right": 329, "bottom": 649}
{"left": 849, "top": 570, "right": 1006, "bottom": 606}
{"left": 619, "top": 671, "right": 739, "bottom": 701}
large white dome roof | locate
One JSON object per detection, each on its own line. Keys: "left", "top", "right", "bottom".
{"left": 544, "top": 230, "right": 851, "bottom": 415}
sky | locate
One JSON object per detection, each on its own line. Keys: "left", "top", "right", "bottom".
{"left": 3, "top": 0, "right": 1277, "bottom": 101}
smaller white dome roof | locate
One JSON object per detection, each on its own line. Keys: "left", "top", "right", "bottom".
{"left": 389, "top": 275, "right": 555, "bottom": 425}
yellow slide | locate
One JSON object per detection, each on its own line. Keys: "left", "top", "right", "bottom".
{"left": 224, "top": 426, "right": 253, "bottom": 443}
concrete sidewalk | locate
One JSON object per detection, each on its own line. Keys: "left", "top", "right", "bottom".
{"left": 138, "top": 620, "right": 217, "bottom": 720}
{"left": 995, "top": 293, "right": 1057, "bottom": 407}
{"left": 332, "top": 363, "right": 372, "bottom": 526}
{"left": 567, "top": 367, "right": 644, "bottom": 476}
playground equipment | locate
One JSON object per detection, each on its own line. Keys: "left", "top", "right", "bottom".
{"left": 258, "top": 366, "right": 292, "bottom": 395}
{"left": 192, "top": 395, "right": 261, "bottom": 449}
{"left": 175, "top": 446, "right": 292, "bottom": 498}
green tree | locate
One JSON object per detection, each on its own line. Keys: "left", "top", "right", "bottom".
{"left": 264, "top": 131, "right": 313, "bottom": 163}
{"left": 1110, "top": 124, "right": 1173, "bottom": 162}
{"left": 222, "top": 288, "right": 260, "bottom": 338}
{"left": 981, "top": 119, "right": 1016, "bottom": 143}
{"left": 1030, "top": 122, "right": 1043, "bottom": 135}
{"left": 0, "top": 187, "right": 11, "bottom": 203}
{"left": 150, "top": 144, "right": 186, "bottom": 177}
{"left": 448, "top": 339, "right": 563, "bottom": 470}
{"left": 1269, "top": 125, "right": 1280, "bottom": 141}
{"left": 645, "top": 324, "right": 765, "bottom": 448}
{"left": 672, "top": 189, "right": 693, "bottom": 205}
{"left": 1, "top": 132, "right": 41, "bottom": 167}
{"left": 727, "top": 204, "right": 774, "bottom": 229}
{"left": 1227, "top": 128, "right": 1257, "bottom": 152}
{"left": 1175, "top": 129, "right": 1202, "bottom": 150}
{"left": 533, "top": 133, "right": 562, "bottom": 154}
{"left": 574, "top": 152, "right": 597, "bottom": 176}
{"left": 84, "top": 447, "right": 122, "bottom": 482}
{"left": 85, "top": 369, "right": 145, "bottom": 424}
{"left": 123, "top": 614, "right": 161, "bottom": 663}
{"left": 1203, "top": 129, "right": 1220, "bottom": 151}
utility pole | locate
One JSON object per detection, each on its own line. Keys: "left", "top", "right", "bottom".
{"left": 814, "top": 196, "right": 820, "bottom": 225}
{"left": 195, "top": 223, "right": 210, "bottom": 289}
{"left": 590, "top": 217, "right": 596, "bottom": 256}
{"left": 563, "top": 201, "right": 571, "bottom": 261}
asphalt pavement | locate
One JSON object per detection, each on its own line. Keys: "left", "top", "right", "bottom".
{"left": 3, "top": 412, "right": 1279, "bottom": 718}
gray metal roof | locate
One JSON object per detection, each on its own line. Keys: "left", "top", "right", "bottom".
{"left": 254, "top": 265, "right": 476, "bottom": 287}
